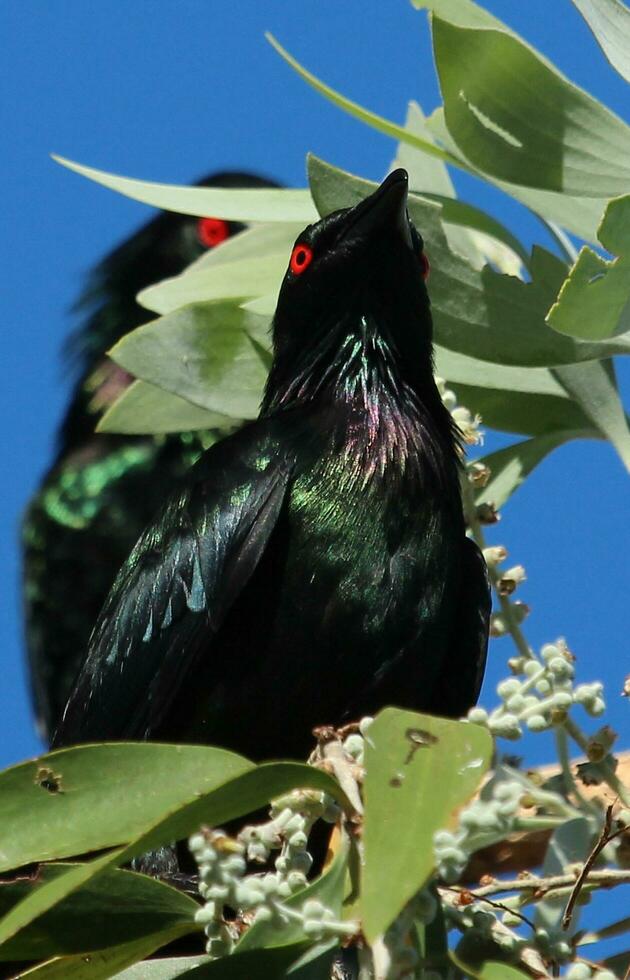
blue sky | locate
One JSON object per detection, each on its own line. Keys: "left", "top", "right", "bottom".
{"left": 1, "top": 0, "right": 628, "bottom": 786}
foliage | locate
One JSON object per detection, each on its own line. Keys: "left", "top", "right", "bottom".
{"left": 6, "top": 0, "right": 630, "bottom": 976}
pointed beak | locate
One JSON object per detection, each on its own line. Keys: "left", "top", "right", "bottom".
{"left": 341, "top": 168, "right": 412, "bottom": 249}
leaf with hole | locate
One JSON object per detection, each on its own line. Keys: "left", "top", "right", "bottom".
{"left": 361, "top": 707, "right": 492, "bottom": 941}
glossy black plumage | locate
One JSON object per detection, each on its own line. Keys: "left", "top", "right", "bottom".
{"left": 22, "top": 172, "right": 278, "bottom": 741}
{"left": 53, "top": 170, "right": 490, "bottom": 760}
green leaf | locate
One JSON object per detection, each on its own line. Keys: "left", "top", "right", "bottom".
{"left": 0, "top": 865, "right": 198, "bottom": 960}
{"left": 52, "top": 155, "right": 316, "bottom": 223}
{"left": 265, "top": 34, "right": 459, "bottom": 168}
{"left": 474, "top": 433, "right": 583, "bottom": 510}
{"left": 308, "top": 156, "right": 630, "bottom": 365}
{"left": 432, "top": 16, "right": 630, "bottom": 197}
{"left": 14, "top": 929, "right": 189, "bottom": 979}
{"left": 547, "top": 196, "right": 630, "bottom": 341}
{"left": 111, "top": 958, "right": 208, "bottom": 980}
{"left": 552, "top": 358, "right": 630, "bottom": 471}
{"left": 436, "top": 346, "right": 599, "bottom": 437}
{"left": 361, "top": 707, "right": 492, "bottom": 941}
{"left": 138, "top": 253, "right": 286, "bottom": 317}
{"left": 479, "top": 964, "right": 531, "bottom": 980}
{"left": 0, "top": 743, "right": 251, "bottom": 872}
{"left": 411, "top": 0, "right": 505, "bottom": 30}
{"left": 424, "top": 192, "right": 529, "bottom": 272}
{"left": 110, "top": 302, "right": 270, "bottom": 419}
{"left": 0, "top": 762, "right": 346, "bottom": 954}
{"left": 572, "top": 0, "right": 630, "bottom": 82}
{"left": 426, "top": 106, "right": 608, "bottom": 245}
{"left": 98, "top": 380, "right": 234, "bottom": 435}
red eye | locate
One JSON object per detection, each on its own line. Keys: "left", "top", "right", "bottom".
{"left": 197, "top": 217, "right": 229, "bottom": 248}
{"left": 420, "top": 252, "right": 430, "bottom": 280}
{"left": 290, "top": 244, "right": 313, "bottom": 275}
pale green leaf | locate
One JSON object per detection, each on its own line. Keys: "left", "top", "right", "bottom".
{"left": 547, "top": 196, "right": 630, "bottom": 341}
{"left": 551, "top": 358, "right": 630, "bottom": 471}
{"left": 432, "top": 16, "right": 630, "bottom": 197}
{"left": 573, "top": 0, "right": 630, "bottom": 82}
{"left": 52, "top": 155, "right": 316, "bottom": 223}
{"left": 110, "top": 302, "right": 270, "bottom": 419}
{"left": 265, "top": 35, "right": 459, "bottom": 167}
{"left": 98, "top": 380, "right": 233, "bottom": 435}
{"left": 361, "top": 708, "right": 492, "bottom": 941}
{"left": 426, "top": 106, "right": 608, "bottom": 245}
{"left": 14, "top": 929, "right": 190, "bottom": 980}
{"left": 112, "top": 958, "right": 208, "bottom": 980}
{"left": 535, "top": 817, "right": 593, "bottom": 933}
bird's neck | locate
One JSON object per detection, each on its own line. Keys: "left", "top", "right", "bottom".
{"left": 264, "top": 315, "right": 461, "bottom": 491}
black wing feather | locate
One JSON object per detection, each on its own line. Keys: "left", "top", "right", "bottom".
{"left": 53, "top": 423, "right": 292, "bottom": 746}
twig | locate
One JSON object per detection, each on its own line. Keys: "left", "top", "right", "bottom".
{"left": 457, "top": 867, "right": 630, "bottom": 900}
{"left": 562, "top": 803, "right": 627, "bottom": 930}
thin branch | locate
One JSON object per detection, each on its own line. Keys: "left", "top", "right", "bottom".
{"left": 562, "top": 803, "right": 627, "bottom": 930}
{"left": 458, "top": 867, "right": 630, "bottom": 900}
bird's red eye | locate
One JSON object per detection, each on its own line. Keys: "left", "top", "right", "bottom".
{"left": 290, "top": 244, "right": 313, "bottom": 275}
{"left": 420, "top": 252, "right": 430, "bottom": 280}
{"left": 197, "top": 217, "right": 229, "bottom": 248}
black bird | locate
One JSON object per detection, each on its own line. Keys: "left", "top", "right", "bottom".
{"left": 23, "top": 172, "right": 278, "bottom": 742}
{"left": 53, "top": 170, "right": 490, "bottom": 761}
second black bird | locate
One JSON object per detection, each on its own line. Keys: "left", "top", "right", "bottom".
{"left": 54, "top": 169, "right": 490, "bottom": 760}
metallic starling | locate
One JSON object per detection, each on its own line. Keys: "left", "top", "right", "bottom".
{"left": 53, "top": 169, "right": 490, "bottom": 760}
{"left": 23, "top": 172, "right": 278, "bottom": 742}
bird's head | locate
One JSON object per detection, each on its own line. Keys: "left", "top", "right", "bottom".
{"left": 264, "top": 169, "right": 436, "bottom": 414}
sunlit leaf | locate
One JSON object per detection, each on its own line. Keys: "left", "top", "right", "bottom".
{"left": 361, "top": 707, "right": 492, "bottom": 941}
{"left": 138, "top": 254, "right": 286, "bottom": 317}
{"left": 432, "top": 16, "right": 630, "bottom": 197}
{"left": 98, "top": 380, "right": 233, "bottom": 435}
{"left": 572, "top": 0, "right": 630, "bottom": 82}
{"left": 110, "top": 302, "right": 271, "bottom": 420}
{"left": 52, "top": 155, "right": 316, "bottom": 223}
{"left": 547, "top": 196, "right": 630, "bottom": 341}
{"left": 14, "top": 929, "right": 191, "bottom": 979}
{"left": 426, "top": 106, "right": 608, "bottom": 245}
{"left": 0, "top": 743, "right": 250, "bottom": 872}
{"left": 552, "top": 358, "right": 630, "bottom": 471}
{"left": 265, "top": 35, "right": 459, "bottom": 167}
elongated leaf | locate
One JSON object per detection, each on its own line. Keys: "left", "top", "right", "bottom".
{"left": 572, "top": 0, "right": 630, "bottom": 82}
{"left": 437, "top": 343, "right": 599, "bottom": 436}
{"left": 99, "top": 380, "right": 233, "bottom": 435}
{"left": 427, "top": 106, "right": 608, "bottom": 245}
{"left": 424, "top": 192, "right": 528, "bottom": 270}
{"left": 432, "top": 17, "right": 630, "bottom": 197}
{"left": 308, "top": 156, "right": 630, "bottom": 365}
{"left": 411, "top": 0, "right": 505, "bottom": 30}
{"left": 0, "top": 743, "right": 250, "bottom": 872}
{"left": 361, "top": 707, "right": 492, "bottom": 941}
{"left": 110, "top": 302, "right": 270, "bottom": 419}
{"left": 474, "top": 432, "right": 585, "bottom": 509}
{"left": 138, "top": 253, "right": 285, "bottom": 317}
{"left": 552, "top": 358, "right": 630, "bottom": 471}
{"left": 113, "top": 958, "right": 208, "bottom": 980}
{"left": 15, "top": 928, "right": 190, "bottom": 979}
{"left": 0, "top": 865, "right": 197, "bottom": 960}
{"left": 52, "top": 155, "right": 316, "bottom": 223}
{"left": 547, "top": 196, "right": 630, "bottom": 341}
{"left": 265, "top": 35, "right": 459, "bottom": 168}
{"left": 0, "top": 763, "right": 346, "bottom": 953}
{"left": 189, "top": 222, "right": 302, "bottom": 274}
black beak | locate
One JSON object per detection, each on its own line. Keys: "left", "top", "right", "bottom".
{"left": 341, "top": 169, "right": 412, "bottom": 249}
